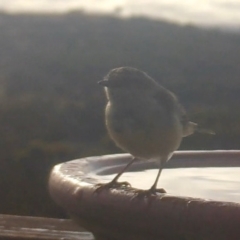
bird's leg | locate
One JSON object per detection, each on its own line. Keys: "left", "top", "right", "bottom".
{"left": 95, "top": 157, "right": 137, "bottom": 191}
{"left": 148, "top": 164, "right": 166, "bottom": 194}
{"left": 133, "top": 159, "right": 166, "bottom": 198}
{"left": 110, "top": 157, "right": 137, "bottom": 185}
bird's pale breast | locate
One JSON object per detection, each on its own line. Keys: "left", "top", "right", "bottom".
{"left": 105, "top": 102, "right": 182, "bottom": 159}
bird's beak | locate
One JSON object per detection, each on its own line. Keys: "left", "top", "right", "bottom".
{"left": 98, "top": 79, "right": 109, "bottom": 87}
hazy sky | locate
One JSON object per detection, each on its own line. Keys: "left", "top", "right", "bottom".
{"left": 1, "top": 0, "right": 240, "bottom": 28}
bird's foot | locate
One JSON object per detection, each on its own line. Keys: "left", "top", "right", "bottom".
{"left": 94, "top": 181, "right": 131, "bottom": 193}
{"left": 133, "top": 187, "right": 166, "bottom": 199}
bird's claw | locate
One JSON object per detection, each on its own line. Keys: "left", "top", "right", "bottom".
{"left": 132, "top": 187, "right": 166, "bottom": 199}
{"left": 155, "top": 188, "right": 167, "bottom": 194}
{"left": 94, "top": 181, "right": 131, "bottom": 193}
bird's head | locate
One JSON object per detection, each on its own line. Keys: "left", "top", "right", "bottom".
{"left": 98, "top": 67, "right": 158, "bottom": 102}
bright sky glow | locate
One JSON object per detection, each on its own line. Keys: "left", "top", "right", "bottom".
{"left": 1, "top": 0, "right": 240, "bottom": 28}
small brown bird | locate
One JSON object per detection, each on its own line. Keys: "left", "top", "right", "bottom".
{"left": 98, "top": 67, "right": 214, "bottom": 194}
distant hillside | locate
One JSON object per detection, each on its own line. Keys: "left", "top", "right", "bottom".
{"left": 0, "top": 12, "right": 240, "bottom": 217}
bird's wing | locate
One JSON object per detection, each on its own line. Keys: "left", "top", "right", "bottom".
{"left": 177, "top": 103, "right": 189, "bottom": 126}
{"left": 153, "top": 87, "right": 197, "bottom": 135}
{"left": 153, "top": 87, "right": 214, "bottom": 136}
{"left": 154, "top": 86, "right": 186, "bottom": 119}
{"left": 153, "top": 87, "right": 174, "bottom": 109}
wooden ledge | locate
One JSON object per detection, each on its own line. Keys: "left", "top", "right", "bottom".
{"left": 0, "top": 214, "right": 93, "bottom": 240}
{"left": 49, "top": 151, "right": 240, "bottom": 240}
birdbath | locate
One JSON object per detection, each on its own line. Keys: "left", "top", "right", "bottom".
{"left": 49, "top": 150, "right": 240, "bottom": 240}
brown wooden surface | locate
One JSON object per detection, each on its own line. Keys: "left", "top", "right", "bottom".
{"left": 0, "top": 214, "right": 93, "bottom": 240}
{"left": 49, "top": 151, "right": 240, "bottom": 240}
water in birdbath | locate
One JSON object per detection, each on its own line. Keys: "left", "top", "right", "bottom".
{"left": 101, "top": 167, "right": 240, "bottom": 203}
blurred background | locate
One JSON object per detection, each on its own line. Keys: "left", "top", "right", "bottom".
{"left": 0, "top": 0, "right": 240, "bottom": 218}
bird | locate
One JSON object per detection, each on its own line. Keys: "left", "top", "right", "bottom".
{"left": 98, "top": 67, "right": 214, "bottom": 194}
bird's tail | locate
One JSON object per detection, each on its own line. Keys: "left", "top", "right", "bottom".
{"left": 183, "top": 122, "right": 215, "bottom": 137}
{"left": 195, "top": 125, "right": 215, "bottom": 135}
